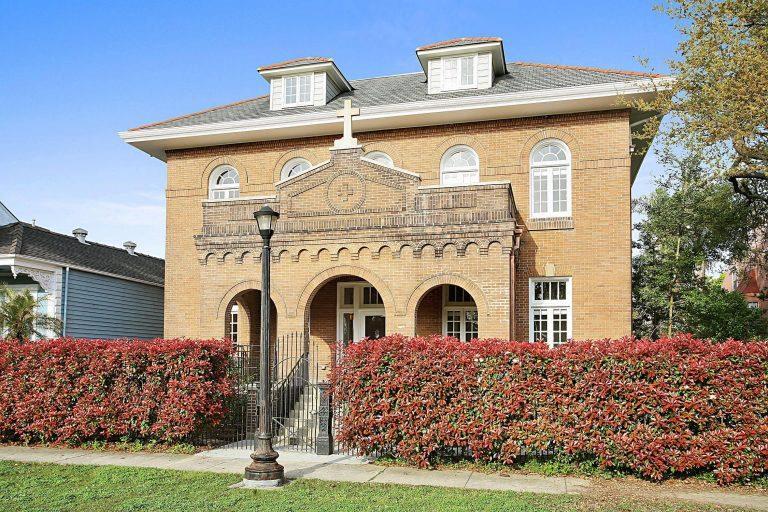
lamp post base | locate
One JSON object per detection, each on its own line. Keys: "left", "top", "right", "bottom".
{"left": 243, "top": 461, "right": 285, "bottom": 484}
{"left": 243, "top": 436, "right": 285, "bottom": 486}
{"left": 232, "top": 477, "right": 284, "bottom": 489}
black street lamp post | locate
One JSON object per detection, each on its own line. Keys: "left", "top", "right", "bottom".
{"left": 243, "top": 205, "right": 284, "bottom": 487}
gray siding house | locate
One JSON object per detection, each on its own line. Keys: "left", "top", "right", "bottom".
{"left": 0, "top": 204, "right": 164, "bottom": 339}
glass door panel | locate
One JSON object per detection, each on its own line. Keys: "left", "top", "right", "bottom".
{"left": 364, "top": 315, "right": 385, "bottom": 339}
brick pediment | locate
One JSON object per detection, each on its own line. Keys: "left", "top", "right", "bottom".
{"left": 276, "top": 147, "right": 420, "bottom": 219}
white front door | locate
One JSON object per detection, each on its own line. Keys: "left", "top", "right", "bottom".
{"left": 337, "top": 282, "right": 386, "bottom": 343}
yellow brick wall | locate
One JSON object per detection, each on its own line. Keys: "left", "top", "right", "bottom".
{"left": 163, "top": 109, "right": 632, "bottom": 344}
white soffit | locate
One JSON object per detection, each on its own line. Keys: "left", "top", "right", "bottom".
{"left": 119, "top": 77, "right": 673, "bottom": 161}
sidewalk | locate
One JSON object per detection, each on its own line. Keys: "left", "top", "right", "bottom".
{"left": 1, "top": 446, "right": 767, "bottom": 510}
{"left": 0, "top": 445, "right": 585, "bottom": 494}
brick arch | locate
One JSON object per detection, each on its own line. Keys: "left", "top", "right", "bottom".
{"left": 201, "top": 155, "right": 249, "bottom": 190}
{"left": 433, "top": 135, "right": 490, "bottom": 177}
{"left": 273, "top": 148, "right": 325, "bottom": 183}
{"left": 295, "top": 265, "right": 395, "bottom": 320}
{"left": 518, "top": 128, "right": 582, "bottom": 170}
{"left": 405, "top": 273, "right": 489, "bottom": 321}
{"left": 216, "top": 279, "right": 288, "bottom": 321}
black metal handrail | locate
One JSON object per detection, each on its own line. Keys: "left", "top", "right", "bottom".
{"left": 271, "top": 350, "right": 309, "bottom": 433}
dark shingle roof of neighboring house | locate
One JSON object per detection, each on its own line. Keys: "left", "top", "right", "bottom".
{"left": 130, "top": 62, "right": 664, "bottom": 132}
{"left": 0, "top": 222, "right": 164, "bottom": 286}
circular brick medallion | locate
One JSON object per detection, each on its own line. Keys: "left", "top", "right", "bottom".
{"left": 326, "top": 171, "right": 366, "bottom": 213}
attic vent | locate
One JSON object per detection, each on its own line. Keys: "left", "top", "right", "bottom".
{"left": 123, "top": 241, "right": 137, "bottom": 256}
{"left": 72, "top": 228, "right": 88, "bottom": 244}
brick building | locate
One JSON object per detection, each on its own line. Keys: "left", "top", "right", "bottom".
{"left": 120, "top": 38, "right": 668, "bottom": 359}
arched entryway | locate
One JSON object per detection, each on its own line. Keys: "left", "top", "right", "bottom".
{"left": 224, "top": 289, "right": 278, "bottom": 347}
{"left": 415, "top": 284, "right": 478, "bottom": 341}
{"left": 307, "top": 275, "right": 388, "bottom": 347}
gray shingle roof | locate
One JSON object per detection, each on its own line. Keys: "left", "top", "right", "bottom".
{"left": 0, "top": 222, "right": 164, "bottom": 285}
{"left": 416, "top": 37, "right": 502, "bottom": 51}
{"left": 258, "top": 57, "right": 334, "bottom": 71}
{"left": 130, "top": 62, "right": 663, "bottom": 132}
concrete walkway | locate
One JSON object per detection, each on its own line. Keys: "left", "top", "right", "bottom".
{"left": 1, "top": 446, "right": 767, "bottom": 510}
{"left": 0, "top": 445, "right": 585, "bottom": 494}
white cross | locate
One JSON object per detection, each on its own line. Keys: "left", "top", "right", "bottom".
{"left": 334, "top": 99, "right": 360, "bottom": 149}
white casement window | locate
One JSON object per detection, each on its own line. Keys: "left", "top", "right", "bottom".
{"left": 281, "top": 158, "right": 312, "bottom": 180}
{"left": 365, "top": 151, "right": 394, "bottom": 167}
{"left": 442, "top": 284, "right": 478, "bottom": 342}
{"left": 209, "top": 165, "right": 240, "bottom": 200}
{"left": 530, "top": 140, "right": 571, "bottom": 218}
{"left": 229, "top": 304, "right": 239, "bottom": 343}
{"left": 529, "top": 278, "right": 572, "bottom": 347}
{"left": 440, "top": 145, "right": 480, "bottom": 186}
{"left": 283, "top": 74, "right": 313, "bottom": 107}
{"left": 442, "top": 55, "right": 477, "bottom": 91}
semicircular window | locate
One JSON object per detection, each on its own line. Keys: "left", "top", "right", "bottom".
{"left": 281, "top": 158, "right": 312, "bottom": 180}
{"left": 209, "top": 165, "right": 240, "bottom": 200}
{"left": 440, "top": 145, "right": 479, "bottom": 186}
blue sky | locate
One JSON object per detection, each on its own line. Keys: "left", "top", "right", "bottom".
{"left": 0, "top": 0, "right": 679, "bottom": 257}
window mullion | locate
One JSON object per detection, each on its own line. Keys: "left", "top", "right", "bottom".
{"left": 547, "top": 307, "right": 554, "bottom": 348}
{"left": 547, "top": 168, "right": 554, "bottom": 214}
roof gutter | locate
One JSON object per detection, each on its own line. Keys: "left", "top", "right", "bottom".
{"left": 120, "top": 77, "right": 674, "bottom": 161}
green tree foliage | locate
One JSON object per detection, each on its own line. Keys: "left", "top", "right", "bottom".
{"left": 0, "top": 286, "right": 62, "bottom": 341}
{"left": 680, "top": 278, "right": 768, "bottom": 339}
{"left": 632, "top": 153, "right": 767, "bottom": 339}
{"left": 635, "top": 0, "right": 768, "bottom": 205}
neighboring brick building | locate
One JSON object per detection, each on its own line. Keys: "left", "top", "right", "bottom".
{"left": 724, "top": 267, "right": 768, "bottom": 314}
{"left": 121, "top": 38, "right": 668, "bottom": 357}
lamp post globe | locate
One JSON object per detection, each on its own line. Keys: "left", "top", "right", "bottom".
{"left": 242, "top": 204, "right": 284, "bottom": 487}
{"left": 254, "top": 205, "right": 280, "bottom": 240}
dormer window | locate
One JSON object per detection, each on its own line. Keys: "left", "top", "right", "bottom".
{"left": 284, "top": 74, "right": 313, "bottom": 106}
{"left": 416, "top": 37, "right": 507, "bottom": 95}
{"left": 443, "top": 55, "right": 476, "bottom": 91}
{"left": 258, "top": 57, "right": 353, "bottom": 111}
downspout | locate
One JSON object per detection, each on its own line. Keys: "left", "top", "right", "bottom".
{"left": 509, "top": 249, "right": 515, "bottom": 341}
{"left": 509, "top": 227, "right": 523, "bottom": 341}
{"left": 61, "top": 267, "right": 70, "bottom": 336}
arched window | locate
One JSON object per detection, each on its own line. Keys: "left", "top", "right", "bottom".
{"left": 530, "top": 140, "right": 571, "bottom": 217}
{"left": 365, "top": 151, "right": 394, "bottom": 167}
{"left": 209, "top": 165, "right": 240, "bottom": 200}
{"left": 440, "top": 146, "right": 479, "bottom": 186}
{"left": 281, "top": 158, "right": 312, "bottom": 180}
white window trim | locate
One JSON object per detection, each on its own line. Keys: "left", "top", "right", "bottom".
{"left": 529, "top": 277, "right": 573, "bottom": 347}
{"left": 281, "top": 158, "right": 312, "bottom": 181}
{"left": 229, "top": 304, "right": 239, "bottom": 343}
{"left": 442, "top": 306, "right": 479, "bottom": 341}
{"left": 440, "top": 145, "right": 480, "bottom": 186}
{"left": 441, "top": 285, "right": 478, "bottom": 341}
{"left": 441, "top": 54, "right": 477, "bottom": 91}
{"left": 208, "top": 165, "right": 240, "bottom": 200}
{"left": 364, "top": 151, "right": 394, "bottom": 167}
{"left": 282, "top": 73, "right": 314, "bottom": 107}
{"left": 336, "top": 282, "right": 386, "bottom": 343}
{"left": 529, "top": 140, "right": 572, "bottom": 219}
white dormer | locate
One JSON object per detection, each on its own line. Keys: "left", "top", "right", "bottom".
{"left": 416, "top": 37, "right": 507, "bottom": 95}
{"left": 258, "top": 57, "right": 352, "bottom": 111}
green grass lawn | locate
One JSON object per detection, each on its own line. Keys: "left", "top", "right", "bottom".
{"left": 0, "top": 461, "right": 733, "bottom": 512}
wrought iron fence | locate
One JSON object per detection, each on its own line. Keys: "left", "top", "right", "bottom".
{"left": 190, "top": 332, "right": 329, "bottom": 453}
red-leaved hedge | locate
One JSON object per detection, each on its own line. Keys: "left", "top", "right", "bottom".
{"left": 0, "top": 338, "right": 234, "bottom": 444}
{"left": 331, "top": 335, "right": 768, "bottom": 483}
